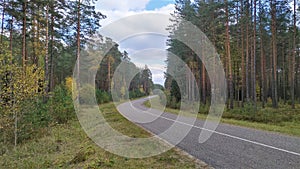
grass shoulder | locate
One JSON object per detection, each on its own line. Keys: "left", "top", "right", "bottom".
{"left": 0, "top": 102, "right": 208, "bottom": 169}
{"left": 144, "top": 98, "right": 300, "bottom": 137}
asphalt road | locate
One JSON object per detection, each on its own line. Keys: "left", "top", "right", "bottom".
{"left": 117, "top": 97, "right": 300, "bottom": 169}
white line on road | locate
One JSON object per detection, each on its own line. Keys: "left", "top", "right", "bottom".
{"left": 120, "top": 101, "right": 300, "bottom": 157}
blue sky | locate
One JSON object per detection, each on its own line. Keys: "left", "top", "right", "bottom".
{"left": 96, "top": 0, "right": 176, "bottom": 85}
{"left": 145, "top": 0, "right": 176, "bottom": 10}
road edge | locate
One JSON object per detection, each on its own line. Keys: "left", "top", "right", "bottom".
{"left": 117, "top": 98, "right": 214, "bottom": 169}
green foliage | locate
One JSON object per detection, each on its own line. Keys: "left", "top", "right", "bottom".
{"left": 78, "top": 84, "right": 96, "bottom": 105}
{"left": 96, "top": 89, "right": 111, "bottom": 104}
{"left": 0, "top": 103, "right": 199, "bottom": 169}
{"left": 223, "top": 103, "right": 257, "bottom": 122}
{"left": 198, "top": 103, "right": 210, "bottom": 114}
{"left": 0, "top": 41, "right": 46, "bottom": 144}
{"left": 141, "top": 65, "right": 153, "bottom": 95}
{"left": 166, "top": 91, "right": 181, "bottom": 109}
{"left": 153, "top": 84, "right": 165, "bottom": 91}
{"left": 70, "top": 146, "right": 96, "bottom": 164}
{"left": 129, "top": 89, "right": 146, "bottom": 99}
{"left": 222, "top": 103, "right": 300, "bottom": 125}
{"left": 165, "top": 0, "right": 300, "bottom": 110}
{"left": 17, "top": 99, "right": 51, "bottom": 142}
{"left": 48, "top": 85, "right": 75, "bottom": 124}
{"left": 170, "top": 80, "right": 181, "bottom": 102}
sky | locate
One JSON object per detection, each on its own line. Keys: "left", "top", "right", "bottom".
{"left": 95, "top": 0, "right": 176, "bottom": 85}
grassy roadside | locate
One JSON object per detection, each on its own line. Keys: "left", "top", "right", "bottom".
{"left": 0, "top": 102, "right": 209, "bottom": 169}
{"left": 144, "top": 97, "right": 300, "bottom": 137}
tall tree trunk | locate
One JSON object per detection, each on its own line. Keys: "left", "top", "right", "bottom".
{"left": 50, "top": 2, "right": 55, "bottom": 92}
{"left": 22, "top": 0, "right": 27, "bottom": 72}
{"left": 252, "top": 0, "right": 257, "bottom": 106}
{"left": 202, "top": 62, "right": 206, "bottom": 105}
{"left": 107, "top": 57, "right": 111, "bottom": 92}
{"left": 186, "top": 66, "right": 189, "bottom": 101}
{"left": 245, "top": 0, "right": 250, "bottom": 102}
{"left": 9, "top": 16, "right": 13, "bottom": 56}
{"left": 259, "top": 0, "right": 265, "bottom": 108}
{"left": 240, "top": 0, "right": 245, "bottom": 107}
{"left": 44, "top": 5, "right": 49, "bottom": 99}
{"left": 211, "top": 2, "right": 216, "bottom": 104}
{"left": 188, "top": 62, "right": 192, "bottom": 101}
{"left": 9, "top": 12, "right": 14, "bottom": 148}
{"left": 291, "top": 0, "right": 296, "bottom": 109}
{"left": 271, "top": 0, "right": 278, "bottom": 108}
{"left": 0, "top": 0, "right": 5, "bottom": 44}
{"left": 191, "top": 62, "right": 195, "bottom": 101}
{"left": 77, "top": 0, "right": 81, "bottom": 88}
{"left": 201, "top": 43, "right": 206, "bottom": 104}
{"left": 36, "top": 5, "right": 41, "bottom": 66}
{"left": 283, "top": 46, "right": 286, "bottom": 104}
{"left": 226, "top": 0, "right": 233, "bottom": 109}
{"left": 31, "top": 13, "right": 37, "bottom": 65}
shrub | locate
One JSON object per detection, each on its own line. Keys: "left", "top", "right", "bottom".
{"left": 96, "top": 89, "right": 111, "bottom": 104}
{"left": 48, "top": 85, "right": 75, "bottom": 124}
{"left": 168, "top": 96, "right": 180, "bottom": 109}
{"left": 198, "top": 103, "right": 210, "bottom": 114}
{"left": 18, "top": 98, "right": 51, "bottom": 141}
{"left": 0, "top": 96, "right": 52, "bottom": 144}
{"left": 129, "top": 89, "right": 146, "bottom": 99}
{"left": 78, "top": 84, "right": 96, "bottom": 105}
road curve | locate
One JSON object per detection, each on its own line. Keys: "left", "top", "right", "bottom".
{"left": 117, "top": 97, "right": 300, "bottom": 169}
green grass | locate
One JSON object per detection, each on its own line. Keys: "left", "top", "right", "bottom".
{"left": 145, "top": 97, "right": 300, "bottom": 137}
{"left": 0, "top": 102, "right": 209, "bottom": 169}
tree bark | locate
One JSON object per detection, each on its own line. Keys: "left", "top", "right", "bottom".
{"left": 226, "top": 0, "right": 233, "bottom": 109}
{"left": 22, "top": 0, "right": 27, "bottom": 72}
{"left": 107, "top": 57, "right": 111, "bottom": 92}
{"left": 252, "top": 0, "right": 257, "bottom": 106}
{"left": 259, "top": 0, "right": 265, "bottom": 108}
{"left": 202, "top": 61, "right": 206, "bottom": 105}
{"left": 271, "top": 0, "right": 278, "bottom": 108}
{"left": 201, "top": 41, "right": 206, "bottom": 104}
{"left": 291, "top": 0, "right": 296, "bottom": 109}
{"left": 44, "top": 5, "right": 49, "bottom": 98}
{"left": 50, "top": 2, "right": 55, "bottom": 92}
{"left": 77, "top": 0, "right": 81, "bottom": 88}
{"left": 0, "top": 0, "right": 5, "bottom": 44}
{"left": 9, "top": 16, "right": 13, "bottom": 56}
{"left": 240, "top": 0, "right": 245, "bottom": 107}
{"left": 245, "top": 0, "right": 250, "bottom": 102}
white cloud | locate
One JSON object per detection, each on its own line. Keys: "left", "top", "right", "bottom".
{"left": 153, "top": 3, "right": 175, "bottom": 13}
{"left": 97, "top": 4, "right": 175, "bottom": 27}
{"left": 95, "top": 2, "right": 175, "bottom": 86}
{"left": 96, "top": 0, "right": 150, "bottom": 11}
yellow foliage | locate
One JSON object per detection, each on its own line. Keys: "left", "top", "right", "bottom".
{"left": 65, "top": 77, "right": 78, "bottom": 100}
{"left": 12, "top": 65, "right": 45, "bottom": 105}
{"left": 121, "top": 86, "right": 126, "bottom": 98}
{"left": 65, "top": 77, "right": 73, "bottom": 94}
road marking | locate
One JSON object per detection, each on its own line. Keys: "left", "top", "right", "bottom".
{"left": 119, "top": 101, "right": 300, "bottom": 157}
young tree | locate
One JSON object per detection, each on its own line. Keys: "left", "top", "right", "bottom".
{"left": 141, "top": 65, "right": 153, "bottom": 95}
